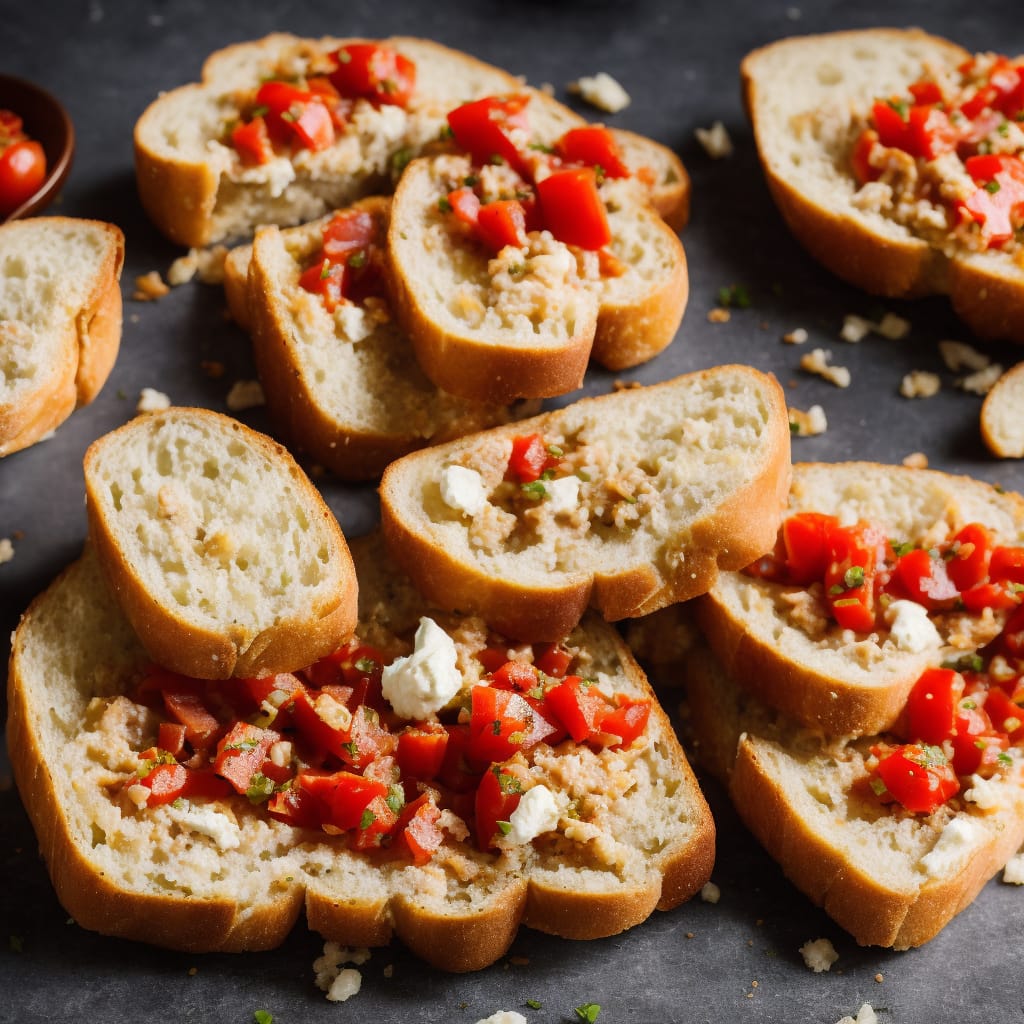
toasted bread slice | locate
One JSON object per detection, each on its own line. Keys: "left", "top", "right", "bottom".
{"left": 83, "top": 407, "right": 357, "bottom": 679}
{"left": 6, "top": 535, "right": 714, "bottom": 968}
{"left": 743, "top": 29, "right": 1024, "bottom": 343}
{"left": 380, "top": 366, "right": 791, "bottom": 640}
{"left": 685, "top": 641, "right": 1024, "bottom": 949}
{"left": 981, "top": 361, "right": 1024, "bottom": 458}
{"left": 135, "top": 34, "right": 688, "bottom": 248}
{"left": 698, "top": 462, "right": 1024, "bottom": 736}
{"left": 0, "top": 217, "right": 123, "bottom": 456}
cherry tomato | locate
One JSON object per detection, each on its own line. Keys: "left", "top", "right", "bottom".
{"left": 0, "top": 140, "right": 46, "bottom": 216}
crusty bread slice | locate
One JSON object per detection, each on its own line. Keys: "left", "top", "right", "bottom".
{"left": 232, "top": 200, "right": 536, "bottom": 478}
{"left": 743, "top": 29, "right": 1024, "bottom": 343}
{"left": 685, "top": 641, "right": 1024, "bottom": 949}
{"left": 135, "top": 34, "right": 689, "bottom": 248}
{"left": 698, "top": 462, "right": 1024, "bottom": 736}
{"left": 387, "top": 154, "right": 688, "bottom": 402}
{"left": 83, "top": 407, "right": 357, "bottom": 679}
{"left": 380, "top": 365, "right": 791, "bottom": 640}
{"left": 6, "top": 535, "right": 714, "bottom": 968}
{"left": 0, "top": 217, "right": 124, "bottom": 456}
{"left": 981, "top": 361, "right": 1024, "bottom": 458}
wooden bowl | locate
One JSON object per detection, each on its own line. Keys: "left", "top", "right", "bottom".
{"left": 0, "top": 74, "right": 74, "bottom": 221}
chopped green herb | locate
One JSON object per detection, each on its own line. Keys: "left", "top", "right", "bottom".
{"left": 319, "top": 258, "right": 332, "bottom": 280}
{"left": 843, "top": 565, "right": 865, "bottom": 589}
{"left": 869, "top": 777, "right": 888, "bottom": 797}
{"left": 495, "top": 768, "right": 522, "bottom": 794}
{"left": 576, "top": 470, "right": 592, "bottom": 482}
{"left": 832, "top": 597, "right": 861, "bottom": 608}
{"left": 390, "top": 147, "right": 413, "bottom": 175}
{"left": 717, "top": 283, "right": 752, "bottom": 309}
{"left": 998, "top": 120, "right": 1010, "bottom": 136}
{"left": 529, "top": 142, "right": 554, "bottom": 154}
{"left": 985, "top": 180, "right": 1002, "bottom": 194}
{"left": 886, "top": 98, "right": 909, "bottom": 120}
{"left": 891, "top": 540, "right": 915, "bottom": 557}
{"left": 521, "top": 480, "right": 548, "bottom": 499}
{"left": 247, "top": 772, "right": 276, "bottom": 804}
{"left": 342, "top": 741, "right": 360, "bottom": 757}
{"left": 225, "top": 738, "right": 260, "bottom": 752}
{"left": 546, "top": 443, "right": 564, "bottom": 457}
{"left": 172, "top": 797, "right": 185, "bottom": 810}
{"left": 250, "top": 104, "right": 269, "bottom": 119}
{"left": 463, "top": 174, "right": 479, "bottom": 187}
{"left": 348, "top": 250, "right": 367, "bottom": 269}
{"left": 280, "top": 110, "right": 297, "bottom": 124}
{"left": 355, "top": 656, "right": 378, "bottom": 674}
{"left": 526, "top": 999, "right": 543, "bottom": 1010}
{"left": 253, "top": 1012, "right": 273, "bottom": 1024}
{"left": 998, "top": 752, "right": 1014, "bottom": 767}
{"left": 492, "top": 719, "right": 503, "bottom": 736}
{"left": 941, "top": 653, "right": 985, "bottom": 674}
{"left": 437, "top": 196, "right": 453, "bottom": 214}
{"left": 575, "top": 1004, "right": 602, "bottom": 1023}
{"left": 360, "top": 808, "right": 376, "bottom": 830}
{"left": 438, "top": 124, "right": 454, "bottom": 140}
{"left": 497, "top": 820, "right": 512, "bottom": 835}
{"left": 386, "top": 785, "right": 405, "bottom": 815}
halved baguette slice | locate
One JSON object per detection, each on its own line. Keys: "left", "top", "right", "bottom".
{"left": 234, "top": 199, "right": 535, "bottom": 478}
{"left": 981, "top": 361, "right": 1024, "bottom": 458}
{"left": 743, "top": 29, "right": 1024, "bottom": 343}
{"left": 0, "top": 217, "right": 124, "bottom": 456}
{"left": 387, "top": 153, "right": 687, "bottom": 402}
{"left": 83, "top": 407, "right": 357, "bottom": 679}
{"left": 135, "top": 34, "right": 689, "bottom": 248}
{"left": 380, "top": 365, "right": 791, "bottom": 640}
{"left": 685, "top": 641, "right": 1024, "bottom": 949}
{"left": 6, "top": 534, "right": 714, "bottom": 969}
{"left": 697, "top": 462, "right": 1024, "bottom": 736}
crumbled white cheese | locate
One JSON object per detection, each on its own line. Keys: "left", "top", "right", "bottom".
{"left": 964, "top": 773, "right": 1004, "bottom": 811}
{"left": 505, "top": 784, "right": 560, "bottom": 845}
{"left": 225, "top": 379, "right": 265, "bottom": 411}
{"left": 1002, "top": 852, "right": 1024, "bottom": 884}
{"left": 840, "top": 314, "right": 872, "bottom": 343}
{"left": 788, "top": 405, "right": 827, "bottom": 436}
{"left": 326, "top": 969, "right": 362, "bottom": 1002}
{"left": 885, "top": 600, "right": 941, "bottom": 653}
{"left": 167, "top": 802, "right": 241, "bottom": 850}
{"left": 783, "top": 327, "right": 809, "bottom": 345}
{"left": 835, "top": 1004, "right": 877, "bottom": 1024}
{"left": 475, "top": 1013, "right": 528, "bottom": 1024}
{"left": 570, "top": 71, "right": 631, "bottom": 113}
{"left": 800, "top": 348, "right": 850, "bottom": 388}
{"left": 921, "top": 817, "right": 984, "bottom": 878}
{"left": 695, "top": 121, "right": 733, "bottom": 159}
{"left": 700, "top": 881, "right": 721, "bottom": 903}
{"left": 958, "top": 363, "right": 1004, "bottom": 395}
{"left": 547, "top": 474, "right": 581, "bottom": 514}
{"left": 381, "top": 617, "right": 462, "bottom": 719}
{"left": 939, "top": 339, "right": 990, "bottom": 372}
{"left": 137, "top": 387, "right": 171, "bottom": 413}
{"left": 800, "top": 937, "right": 838, "bottom": 972}
{"left": 900, "top": 370, "right": 941, "bottom": 399}
{"left": 0, "top": 537, "right": 13, "bottom": 565}
{"left": 440, "top": 465, "right": 488, "bottom": 517}
{"left": 313, "top": 942, "right": 370, "bottom": 1002}
{"left": 334, "top": 302, "right": 373, "bottom": 343}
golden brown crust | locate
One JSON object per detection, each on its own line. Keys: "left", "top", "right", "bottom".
{"left": 981, "top": 360, "right": 1024, "bottom": 458}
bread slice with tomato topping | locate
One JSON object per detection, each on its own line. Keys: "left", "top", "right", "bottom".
{"left": 134, "top": 34, "right": 689, "bottom": 249}
{"left": 83, "top": 407, "right": 358, "bottom": 679}
{"left": 225, "top": 198, "right": 538, "bottom": 478}
{"left": 379, "top": 365, "right": 791, "bottom": 640}
{"left": 744, "top": 29, "right": 1024, "bottom": 344}
{"left": 698, "top": 462, "right": 1024, "bottom": 738}
{"left": 6, "top": 533, "right": 714, "bottom": 968}
{"left": 0, "top": 216, "right": 124, "bottom": 457}
{"left": 684, "top": 638, "right": 1024, "bottom": 949}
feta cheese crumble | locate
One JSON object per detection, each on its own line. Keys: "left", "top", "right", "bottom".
{"left": 505, "top": 784, "right": 560, "bottom": 845}
{"left": 440, "top": 465, "right": 488, "bottom": 516}
{"left": 381, "top": 617, "right": 462, "bottom": 719}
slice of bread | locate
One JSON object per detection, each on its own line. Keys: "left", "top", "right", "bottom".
{"left": 135, "top": 34, "right": 689, "bottom": 248}
{"left": 0, "top": 216, "right": 123, "bottom": 456}
{"left": 743, "top": 29, "right": 1024, "bottom": 343}
{"left": 83, "top": 407, "right": 357, "bottom": 679}
{"left": 685, "top": 641, "right": 1024, "bottom": 949}
{"left": 387, "top": 154, "right": 687, "bottom": 402}
{"left": 981, "top": 361, "right": 1024, "bottom": 458}
{"left": 6, "top": 534, "right": 714, "bottom": 968}
{"left": 380, "top": 366, "right": 791, "bottom": 640}
{"left": 698, "top": 462, "right": 1024, "bottom": 736}
{"left": 230, "top": 199, "right": 536, "bottom": 479}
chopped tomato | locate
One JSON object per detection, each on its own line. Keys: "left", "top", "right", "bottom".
{"left": 396, "top": 722, "right": 448, "bottom": 780}
{"left": 781, "top": 513, "right": 839, "bottom": 585}
{"left": 904, "top": 667, "right": 962, "bottom": 745}
{"left": 556, "top": 125, "right": 629, "bottom": 178}
{"left": 321, "top": 209, "right": 378, "bottom": 260}
{"left": 536, "top": 166, "right": 611, "bottom": 250}
{"left": 533, "top": 643, "right": 573, "bottom": 679}
{"left": 214, "top": 722, "right": 280, "bottom": 794}
{"left": 477, "top": 645, "right": 511, "bottom": 674}
{"left": 0, "top": 138, "right": 46, "bottom": 217}
{"left": 824, "top": 522, "right": 885, "bottom": 632}
{"left": 438, "top": 723, "right": 486, "bottom": 793}
{"left": 349, "top": 792, "right": 399, "bottom": 850}
{"left": 474, "top": 764, "right": 522, "bottom": 851}
{"left": 893, "top": 548, "right": 959, "bottom": 610}
{"left": 447, "top": 185, "right": 481, "bottom": 228}
{"left": 990, "top": 545, "right": 1024, "bottom": 585}
{"left": 960, "top": 580, "right": 1023, "bottom": 612}
{"left": 850, "top": 129, "right": 880, "bottom": 185}
{"left": 960, "top": 154, "right": 1024, "bottom": 248}
{"left": 873, "top": 743, "right": 959, "bottom": 814}
{"left": 983, "top": 686, "right": 1024, "bottom": 742}
{"left": 908, "top": 80, "right": 943, "bottom": 105}
{"left": 267, "top": 769, "right": 331, "bottom": 828}
{"left": 158, "top": 722, "right": 187, "bottom": 759}
{"left": 505, "top": 433, "right": 559, "bottom": 483}
{"left": 544, "top": 676, "right": 612, "bottom": 743}
{"left": 136, "top": 762, "right": 231, "bottom": 807}
{"left": 871, "top": 100, "right": 957, "bottom": 160}
{"left": 468, "top": 685, "right": 558, "bottom": 762}
{"left": 945, "top": 523, "right": 994, "bottom": 591}
{"left": 476, "top": 198, "right": 528, "bottom": 251}
{"left": 231, "top": 116, "right": 272, "bottom": 165}
{"left": 490, "top": 658, "right": 539, "bottom": 691}
{"left": 396, "top": 794, "right": 444, "bottom": 865}
{"left": 447, "top": 95, "right": 531, "bottom": 176}
{"left": 599, "top": 697, "right": 651, "bottom": 748}
{"left": 330, "top": 43, "right": 416, "bottom": 108}
{"left": 255, "top": 81, "right": 335, "bottom": 151}
{"left": 160, "top": 681, "right": 222, "bottom": 751}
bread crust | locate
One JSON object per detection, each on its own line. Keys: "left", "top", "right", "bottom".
{"left": 743, "top": 29, "right": 1024, "bottom": 343}
{"left": 83, "top": 408, "right": 358, "bottom": 679}
{"left": 981, "top": 360, "right": 1024, "bottom": 458}
{"left": 380, "top": 366, "right": 791, "bottom": 640}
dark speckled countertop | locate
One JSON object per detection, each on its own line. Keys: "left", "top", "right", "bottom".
{"left": 2, "top": 1, "right": 1023, "bottom": 1021}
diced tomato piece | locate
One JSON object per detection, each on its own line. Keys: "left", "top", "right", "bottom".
{"left": 599, "top": 697, "right": 651, "bottom": 748}
{"left": 960, "top": 580, "right": 1023, "bottom": 612}
{"left": 904, "top": 667, "right": 962, "bottom": 745}
{"left": 214, "top": 722, "right": 280, "bottom": 795}
{"left": 290, "top": 688, "right": 357, "bottom": 763}
{"left": 983, "top": 686, "right": 1024, "bottom": 741}
{"left": 158, "top": 722, "right": 187, "bottom": 759}
{"left": 781, "top": 513, "right": 839, "bottom": 585}
{"left": 996, "top": 603, "right": 1024, "bottom": 658}
{"left": 267, "top": 769, "right": 332, "bottom": 827}
{"left": 556, "top": 125, "right": 629, "bottom": 178}
{"left": 397, "top": 723, "right": 449, "bottom": 780}
{"left": 536, "top": 166, "right": 611, "bottom": 250}
{"left": 873, "top": 743, "right": 959, "bottom": 813}
{"left": 396, "top": 794, "right": 444, "bottom": 865}
{"left": 950, "top": 699, "right": 997, "bottom": 776}
{"left": 298, "top": 258, "right": 347, "bottom": 312}
{"left": 908, "top": 80, "right": 943, "bottom": 105}
{"left": 160, "top": 682, "right": 222, "bottom": 752}
{"left": 259, "top": 758, "right": 293, "bottom": 787}
{"left": 505, "top": 433, "right": 558, "bottom": 483}
{"left": 289, "top": 95, "right": 334, "bottom": 150}
{"left": 490, "top": 659, "right": 540, "bottom": 691}
{"left": 344, "top": 704, "right": 397, "bottom": 769}
{"left": 474, "top": 764, "right": 522, "bottom": 851}
{"left": 231, "top": 116, "right": 273, "bottom": 165}
{"left": 850, "top": 129, "right": 880, "bottom": 184}
{"left": 349, "top": 793, "right": 399, "bottom": 850}
{"left": 477, "top": 645, "right": 511, "bottom": 674}
{"left": 297, "top": 770, "right": 387, "bottom": 832}
{"left": 824, "top": 522, "right": 886, "bottom": 632}
{"left": 544, "top": 676, "right": 612, "bottom": 743}
{"left": 960, "top": 154, "right": 1024, "bottom": 248}
{"left": 447, "top": 185, "right": 481, "bottom": 228}
{"left": 255, "top": 81, "right": 319, "bottom": 146}
{"left": 533, "top": 643, "right": 573, "bottom": 679}
{"left": 476, "top": 198, "right": 528, "bottom": 251}
{"left": 330, "top": 43, "right": 416, "bottom": 107}
{"left": 960, "top": 85, "right": 998, "bottom": 120}
{"left": 945, "top": 523, "right": 994, "bottom": 591}
{"left": 871, "top": 100, "right": 957, "bottom": 160}
{"left": 321, "top": 210, "right": 378, "bottom": 260}
{"left": 893, "top": 548, "right": 960, "bottom": 610}
{"left": 447, "top": 94, "right": 531, "bottom": 175}
{"left": 468, "top": 685, "right": 558, "bottom": 763}
{"left": 990, "top": 545, "right": 1024, "bottom": 585}
{"left": 438, "top": 723, "right": 486, "bottom": 792}
{"left": 239, "top": 672, "right": 305, "bottom": 728}
{"left": 137, "top": 762, "right": 188, "bottom": 806}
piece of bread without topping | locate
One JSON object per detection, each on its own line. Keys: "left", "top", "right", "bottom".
{"left": 83, "top": 407, "right": 357, "bottom": 679}
{"left": 684, "top": 641, "right": 1024, "bottom": 949}
{"left": 380, "top": 366, "right": 791, "bottom": 641}
{"left": 743, "top": 29, "right": 1024, "bottom": 343}
{"left": 0, "top": 217, "right": 124, "bottom": 457}
{"left": 134, "top": 34, "right": 689, "bottom": 248}
{"left": 697, "top": 462, "right": 1024, "bottom": 737}
{"left": 228, "top": 198, "right": 536, "bottom": 479}
{"left": 6, "top": 534, "right": 715, "bottom": 968}
{"left": 981, "top": 361, "right": 1024, "bottom": 458}
{"left": 387, "top": 153, "right": 688, "bottom": 403}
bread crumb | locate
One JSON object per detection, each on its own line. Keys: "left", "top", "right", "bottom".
{"left": 958, "top": 363, "right": 1003, "bottom": 395}
{"left": 167, "top": 245, "right": 228, "bottom": 287}
{"left": 137, "top": 388, "right": 171, "bottom": 413}
{"left": 133, "top": 270, "right": 169, "bottom": 301}
{"left": 800, "top": 348, "right": 850, "bottom": 388}
{"left": 568, "top": 71, "right": 630, "bottom": 113}
{"left": 508, "top": 956, "right": 530, "bottom": 966}
{"left": 0, "top": 537, "right": 13, "bottom": 565}
{"left": 939, "top": 339, "right": 990, "bottom": 372}
{"left": 799, "top": 937, "right": 838, "bottom": 972}
{"left": 226, "top": 379, "right": 265, "bottom": 411}
{"left": 840, "top": 314, "right": 872, "bottom": 343}
{"left": 1002, "top": 852, "right": 1024, "bottom": 884}
{"left": 783, "top": 327, "right": 808, "bottom": 345}
{"left": 612, "top": 379, "right": 642, "bottom": 391}
{"left": 685, "top": 931, "right": 695, "bottom": 939}
{"left": 835, "top": 1004, "right": 877, "bottom": 1024}
{"left": 187, "top": 966, "right": 198, "bottom": 976}
{"left": 383, "top": 964, "right": 394, "bottom": 978}
{"left": 841, "top": 311, "right": 910, "bottom": 342}
{"left": 874, "top": 973, "right": 884, "bottom": 983}
{"left": 700, "top": 881, "right": 721, "bottom": 903}
{"left": 707, "top": 307, "right": 731, "bottom": 323}
{"left": 695, "top": 121, "right": 733, "bottom": 159}
{"left": 788, "top": 405, "right": 827, "bottom": 436}
{"left": 902, "top": 451, "right": 929, "bottom": 469}
{"left": 474, "top": 1013, "right": 528, "bottom": 1024}
{"left": 314, "top": 942, "right": 370, "bottom": 1002}
{"left": 900, "top": 370, "right": 940, "bottom": 399}
{"left": 200, "top": 360, "right": 226, "bottom": 379}
{"left": 876, "top": 312, "right": 911, "bottom": 340}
